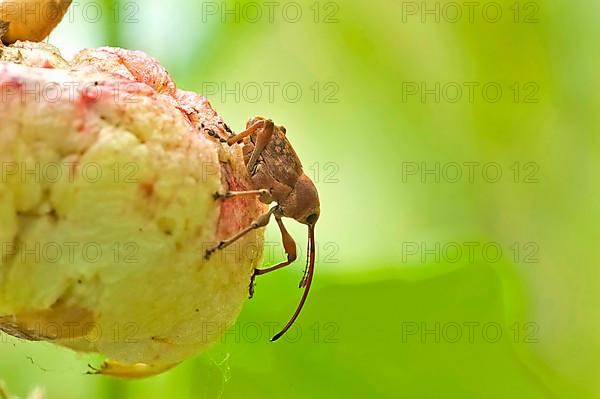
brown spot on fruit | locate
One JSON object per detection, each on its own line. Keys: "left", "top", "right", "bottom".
{"left": 157, "top": 217, "right": 176, "bottom": 236}
{"left": 139, "top": 181, "right": 154, "bottom": 197}
{"left": 151, "top": 336, "right": 171, "bottom": 344}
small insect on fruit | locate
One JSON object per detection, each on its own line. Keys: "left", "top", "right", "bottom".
{"left": 205, "top": 117, "right": 320, "bottom": 342}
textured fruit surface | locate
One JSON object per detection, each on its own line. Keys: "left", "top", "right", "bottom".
{"left": 0, "top": 42, "right": 266, "bottom": 375}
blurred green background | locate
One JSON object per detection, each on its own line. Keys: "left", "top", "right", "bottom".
{"left": 1, "top": 0, "right": 598, "bottom": 398}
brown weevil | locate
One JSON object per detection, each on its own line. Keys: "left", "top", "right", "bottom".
{"left": 205, "top": 117, "right": 320, "bottom": 341}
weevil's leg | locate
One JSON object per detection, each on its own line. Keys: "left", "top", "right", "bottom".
{"left": 204, "top": 207, "right": 276, "bottom": 260}
{"left": 213, "top": 189, "right": 270, "bottom": 201}
{"left": 226, "top": 119, "right": 265, "bottom": 145}
{"left": 246, "top": 119, "right": 275, "bottom": 175}
{"left": 226, "top": 119, "right": 275, "bottom": 175}
{"left": 255, "top": 217, "right": 297, "bottom": 275}
{"left": 249, "top": 217, "right": 297, "bottom": 298}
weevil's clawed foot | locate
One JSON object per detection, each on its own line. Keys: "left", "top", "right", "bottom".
{"left": 204, "top": 242, "right": 225, "bottom": 261}
{"left": 88, "top": 359, "right": 179, "bottom": 379}
{"left": 213, "top": 191, "right": 226, "bottom": 201}
{"left": 204, "top": 248, "right": 216, "bottom": 261}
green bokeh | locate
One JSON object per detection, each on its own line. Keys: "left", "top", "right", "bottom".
{"left": 1, "top": 0, "right": 598, "bottom": 398}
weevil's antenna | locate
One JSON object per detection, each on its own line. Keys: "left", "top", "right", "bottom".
{"left": 271, "top": 223, "right": 316, "bottom": 341}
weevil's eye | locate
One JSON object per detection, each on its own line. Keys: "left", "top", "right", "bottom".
{"left": 280, "top": 126, "right": 287, "bottom": 134}
{"left": 306, "top": 213, "right": 319, "bottom": 225}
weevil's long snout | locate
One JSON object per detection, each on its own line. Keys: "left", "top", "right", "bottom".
{"left": 272, "top": 175, "right": 319, "bottom": 341}
{"left": 271, "top": 222, "right": 316, "bottom": 341}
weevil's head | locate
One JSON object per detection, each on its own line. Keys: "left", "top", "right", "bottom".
{"left": 281, "top": 173, "right": 320, "bottom": 227}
